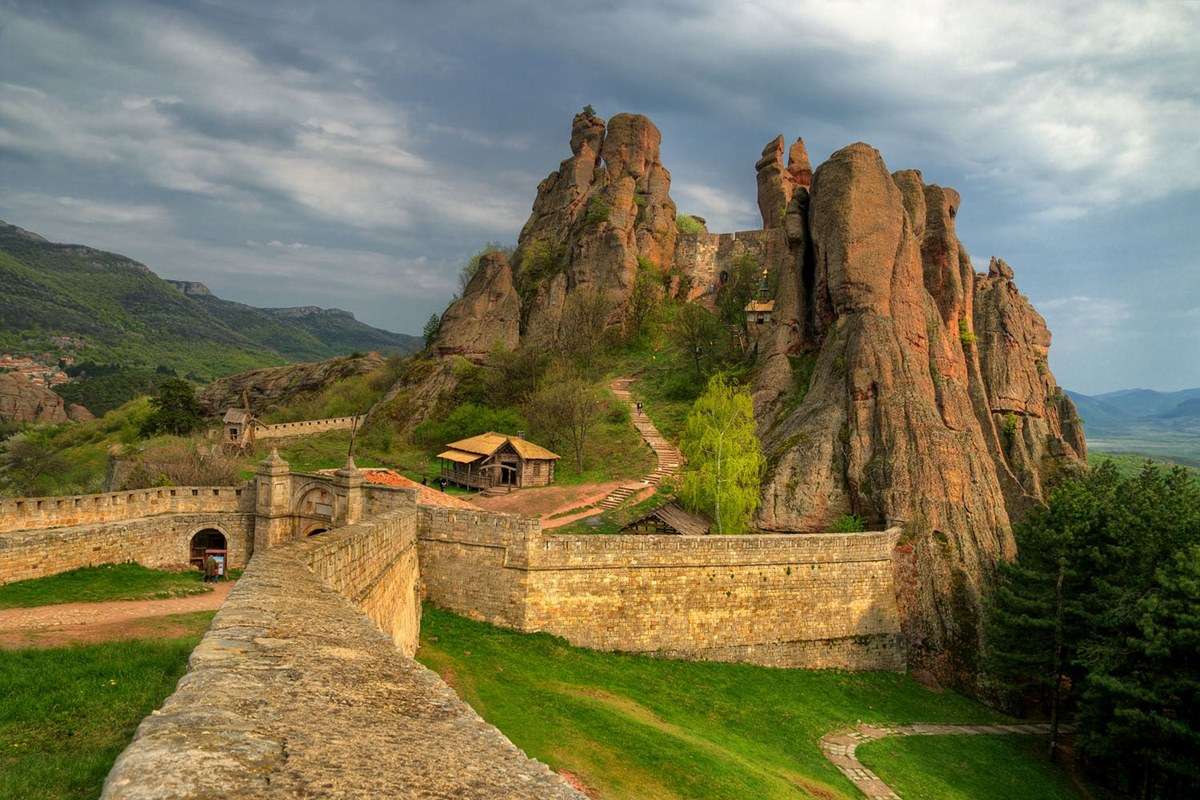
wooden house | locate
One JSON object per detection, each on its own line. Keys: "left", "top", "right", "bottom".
{"left": 222, "top": 408, "right": 255, "bottom": 449}
{"left": 437, "top": 432, "right": 560, "bottom": 490}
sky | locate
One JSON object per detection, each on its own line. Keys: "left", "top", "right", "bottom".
{"left": 0, "top": 1, "right": 1197, "bottom": 394}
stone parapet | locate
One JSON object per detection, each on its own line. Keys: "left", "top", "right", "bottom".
{"left": 100, "top": 538, "right": 584, "bottom": 800}
{"left": 0, "top": 485, "right": 251, "bottom": 534}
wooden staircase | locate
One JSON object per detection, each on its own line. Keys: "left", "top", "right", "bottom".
{"left": 597, "top": 378, "right": 684, "bottom": 511}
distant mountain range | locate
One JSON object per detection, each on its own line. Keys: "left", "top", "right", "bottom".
{"left": 1068, "top": 387, "right": 1200, "bottom": 465}
{"left": 0, "top": 220, "right": 421, "bottom": 381}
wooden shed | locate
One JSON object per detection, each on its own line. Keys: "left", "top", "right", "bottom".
{"left": 621, "top": 501, "right": 711, "bottom": 536}
{"left": 222, "top": 408, "right": 255, "bottom": 449}
{"left": 437, "top": 432, "right": 560, "bottom": 490}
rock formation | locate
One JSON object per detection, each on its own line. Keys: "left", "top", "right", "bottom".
{"left": 199, "top": 352, "right": 386, "bottom": 416}
{"left": 0, "top": 372, "right": 77, "bottom": 424}
{"left": 514, "top": 110, "right": 677, "bottom": 341}
{"left": 752, "top": 141, "right": 1085, "bottom": 681}
{"left": 397, "top": 114, "right": 1085, "bottom": 681}
{"left": 433, "top": 251, "right": 520, "bottom": 359}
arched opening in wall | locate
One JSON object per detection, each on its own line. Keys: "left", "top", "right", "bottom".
{"left": 306, "top": 527, "right": 328, "bottom": 537}
{"left": 189, "top": 529, "right": 227, "bottom": 571}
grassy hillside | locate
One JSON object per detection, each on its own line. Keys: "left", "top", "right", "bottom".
{"left": 0, "top": 220, "right": 418, "bottom": 386}
{"left": 417, "top": 607, "right": 1080, "bottom": 800}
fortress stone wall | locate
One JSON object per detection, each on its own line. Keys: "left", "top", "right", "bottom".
{"left": 0, "top": 485, "right": 251, "bottom": 534}
{"left": 2, "top": 455, "right": 908, "bottom": 795}
{"left": 254, "top": 414, "right": 364, "bottom": 440}
{"left": 298, "top": 507, "right": 421, "bottom": 656}
{"left": 0, "top": 512, "right": 254, "bottom": 585}
{"left": 416, "top": 506, "right": 905, "bottom": 671}
{"left": 674, "top": 227, "right": 790, "bottom": 300}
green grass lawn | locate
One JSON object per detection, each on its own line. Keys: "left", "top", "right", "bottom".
{"left": 0, "top": 563, "right": 215, "bottom": 609}
{"left": 857, "top": 733, "right": 1083, "bottom": 800}
{"left": 416, "top": 607, "right": 1059, "bottom": 800}
{"left": 0, "top": 612, "right": 211, "bottom": 800}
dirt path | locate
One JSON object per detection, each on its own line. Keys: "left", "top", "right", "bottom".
{"left": 819, "top": 721, "right": 1067, "bottom": 799}
{"left": 596, "top": 377, "right": 682, "bottom": 510}
{"left": 0, "top": 582, "right": 232, "bottom": 649}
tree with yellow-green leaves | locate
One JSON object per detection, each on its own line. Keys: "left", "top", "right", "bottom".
{"left": 679, "top": 374, "right": 764, "bottom": 534}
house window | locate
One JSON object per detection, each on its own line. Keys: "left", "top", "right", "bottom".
{"left": 228, "top": 427, "right": 239, "bottom": 440}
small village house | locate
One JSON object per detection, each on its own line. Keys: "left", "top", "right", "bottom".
{"left": 223, "top": 408, "right": 255, "bottom": 448}
{"left": 438, "top": 432, "right": 560, "bottom": 490}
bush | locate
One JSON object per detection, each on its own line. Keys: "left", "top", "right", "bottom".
{"left": 412, "top": 403, "right": 528, "bottom": 450}
{"left": 830, "top": 513, "right": 866, "bottom": 533}
{"left": 585, "top": 195, "right": 612, "bottom": 227}
{"left": 959, "top": 318, "right": 976, "bottom": 345}
{"left": 676, "top": 214, "right": 705, "bottom": 235}
{"left": 140, "top": 379, "right": 203, "bottom": 437}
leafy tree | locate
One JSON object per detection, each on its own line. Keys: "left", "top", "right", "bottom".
{"left": 0, "top": 433, "right": 67, "bottom": 493}
{"left": 671, "top": 303, "right": 728, "bottom": 379}
{"left": 526, "top": 364, "right": 603, "bottom": 473}
{"left": 716, "top": 254, "right": 760, "bottom": 330}
{"left": 140, "top": 378, "right": 203, "bottom": 437}
{"left": 582, "top": 104, "right": 596, "bottom": 117}
{"left": 678, "top": 374, "right": 764, "bottom": 534}
{"left": 557, "top": 287, "right": 612, "bottom": 373}
{"left": 676, "top": 214, "right": 705, "bottom": 235}
{"left": 423, "top": 313, "right": 442, "bottom": 348}
{"left": 626, "top": 257, "right": 662, "bottom": 340}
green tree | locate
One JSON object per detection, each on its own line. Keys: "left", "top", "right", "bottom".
{"left": 526, "top": 364, "right": 603, "bottom": 473}
{"left": 1077, "top": 545, "right": 1200, "bottom": 799}
{"left": 678, "top": 374, "right": 764, "bottom": 534}
{"left": 422, "top": 313, "right": 442, "bottom": 348}
{"left": 716, "top": 254, "right": 760, "bottom": 331}
{"left": 140, "top": 378, "right": 203, "bottom": 437}
{"left": 557, "top": 287, "right": 612, "bottom": 373}
{"left": 671, "top": 303, "right": 727, "bottom": 379}
{"left": 626, "top": 257, "right": 662, "bottom": 340}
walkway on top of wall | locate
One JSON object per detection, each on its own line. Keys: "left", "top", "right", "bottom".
{"left": 600, "top": 377, "right": 683, "bottom": 511}
{"left": 819, "top": 721, "right": 1071, "bottom": 800}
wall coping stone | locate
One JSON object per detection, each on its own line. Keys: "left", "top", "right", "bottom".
{"left": 101, "top": 538, "right": 585, "bottom": 799}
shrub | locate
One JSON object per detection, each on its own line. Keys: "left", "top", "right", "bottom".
{"left": 958, "top": 318, "right": 976, "bottom": 345}
{"left": 422, "top": 314, "right": 441, "bottom": 347}
{"left": 1001, "top": 411, "right": 1019, "bottom": 440}
{"left": 585, "top": 195, "right": 612, "bottom": 227}
{"left": 830, "top": 513, "right": 866, "bottom": 533}
{"left": 140, "top": 379, "right": 203, "bottom": 437}
{"left": 412, "top": 403, "right": 528, "bottom": 450}
{"left": 676, "top": 214, "right": 705, "bottom": 235}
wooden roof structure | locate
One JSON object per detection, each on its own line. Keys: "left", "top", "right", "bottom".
{"left": 437, "top": 432, "right": 560, "bottom": 464}
{"left": 223, "top": 408, "right": 253, "bottom": 425}
{"left": 744, "top": 300, "right": 775, "bottom": 313}
{"left": 623, "top": 501, "right": 711, "bottom": 536}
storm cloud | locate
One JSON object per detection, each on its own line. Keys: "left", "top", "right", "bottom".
{"left": 1, "top": 0, "right": 1196, "bottom": 392}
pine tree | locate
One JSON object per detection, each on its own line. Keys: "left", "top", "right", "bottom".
{"left": 678, "top": 374, "right": 764, "bottom": 534}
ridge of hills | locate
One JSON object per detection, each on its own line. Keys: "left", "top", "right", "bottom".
{"left": 0, "top": 219, "right": 421, "bottom": 383}
{"left": 1067, "top": 387, "right": 1200, "bottom": 464}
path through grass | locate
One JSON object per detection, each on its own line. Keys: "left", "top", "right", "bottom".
{"left": 857, "top": 733, "right": 1082, "bottom": 800}
{"left": 0, "top": 563, "right": 212, "bottom": 608}
{"left": 0, "top": 611, "right": 211, "bottom": 800}
{"left": 418, "top": 607, "right": 1027, "bottom": 800}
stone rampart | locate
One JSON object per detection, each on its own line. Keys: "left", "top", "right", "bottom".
{"left": 0, "top": 485, "right": 251, "bottom": 534}
{"left": 254, "top": 414, "right": 364, "bottom": 440}
{"left": 417, "top": 506, "right": 905, "bottom": 671}
{"left": 0, "top": 512, "right": 253, "bottom": 585}
{"left": 100, "top": 538, "right": 584, "bottom": 799}
{"left": 298, "top": 508, "right": 421, "bottom": 655}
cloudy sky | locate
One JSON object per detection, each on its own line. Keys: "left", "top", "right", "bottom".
{"left": 1, "top": 1, "right": 1197, "bottom": 394}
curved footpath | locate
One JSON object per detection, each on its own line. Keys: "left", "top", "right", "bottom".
{"left": 820, "top": 722, "right": 1064, "bottom": 799}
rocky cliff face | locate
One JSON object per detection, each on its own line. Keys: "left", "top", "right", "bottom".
{"left": 198, "top": 352, "right": 385, "bottom": 416}
{"left": 514, "top": 110, "right": 677, "bottom": 342}
{"left": 752, "top": 140, "right": 1085, "bottom": 680}
{"left": 0, "top": 372, "right": 92, "bottom": 424}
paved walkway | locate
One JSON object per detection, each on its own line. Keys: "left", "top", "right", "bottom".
{"left": 819, "top": 721, "right": 1066, "bottom": 799}
{"left": 600, "top": 377, "right": 683, "bottom": 510}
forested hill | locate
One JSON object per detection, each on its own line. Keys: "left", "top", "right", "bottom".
{"left": 0, "top": 220, "right": 421, "bottom": 380}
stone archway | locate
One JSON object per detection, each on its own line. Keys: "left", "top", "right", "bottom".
{"left": 189, "top": 528, "right": 227, "bottom": 570}
{"left": 305, "top": 526, "right": 329, "bottom": 537}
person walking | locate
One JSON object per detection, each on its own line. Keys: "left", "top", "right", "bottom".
{"left": 203, "top": 554, "right": 218, "bottom": 583}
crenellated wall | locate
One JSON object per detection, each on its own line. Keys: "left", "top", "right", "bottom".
{"left": 0, "top": 485, "right": 252, "bottom": 534}
{"left": 254, "top": 414, "right": 364, "bottom": 440}
{"left": 0, "top": 512, "right": 253, "bottom": 584}
{"left": 674, "top": 227, "right": 790, "bottom": 301}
